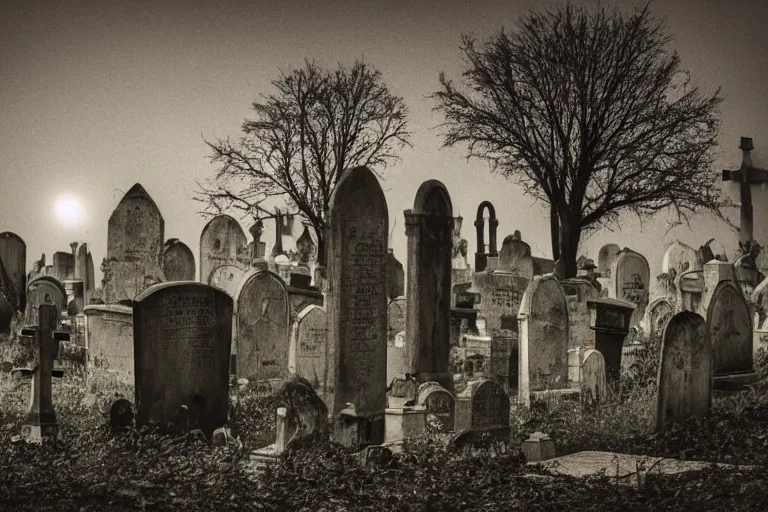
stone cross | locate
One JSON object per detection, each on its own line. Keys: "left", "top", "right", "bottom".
{"left": 722, "top": 137, "right": 768, "bottom": 245}
{"left": 13, "top": 304, "right": 67, "bottom": 443}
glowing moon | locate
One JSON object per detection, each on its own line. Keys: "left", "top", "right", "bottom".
{"left": 54, "top": 194, "right": 85, "bottom": 226}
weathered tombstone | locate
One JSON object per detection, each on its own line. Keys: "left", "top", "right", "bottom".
{"left": 235, "top": 269, "right": 290, "bottom": 381}
{"left": 0, "top": 231, "right": 26, "bottom": 311}
{"left": 454, "top": 379, "right": 509, "bottom": 438}
{"left": 199, "top": 214, "right": 249, "bottom": 295}
{"left": 586, "top": 297, "right": 635, "bottom": 385}
{"left": 52, "top": 251, "right": 75, "bottom": 281}
{"left": 101, "top": 184, "right": 165, "bottom": 304}
{"left": 580, "top": 349, "right": 608, "bottom": 410}
{"left": 404, "top": 179, "right": 454, "bottom": 391}
{"left": 706, "top": 280, "right": 757, "bottom": 389}
{"left": 498, "top": 231, "right": 534, "bottom": 279}
{"left": 662, "top": 241, "right": 702, "bottom": 276}
{"left": 387, "top": 296, "right": 407, "bottom": 384}
{"left": 14, "top": 305, "right": 66, "bottom": 443}
{"left": 560, "top": 278, "right": 598, "bottom": 350}
{"left": 597, "top": 244, "right": 621, "bottom": 278}
{"left": 677, "top": 269, "right": 706, "bottom": 317}
{"left": 612, "top": 248, "right": 650, "bottom": 328}
{"left": 74, "top": 243, "right": 94, "bottom": 305}
{"left": 326, "top": 166, "right": 388, "bottom": 448}
{"left": 84, "top": 304, "right": 134, "bottom": 381}
{"left": 418, "top": 381, "right": 455, "bottom": 433}
{"left": 24, "top": 276, "right": 66, "bottom": 327}
{"left": 132, "top": 282, "right": 233, "bottom": 438}
{"left": 163, "top": 239, "right": 196, "bottom": 281}
{"left": 473, "top": 201, "right": 499, "bottom": 273}
{"left": 517, "top": 275, "right": 570, "bottom": 405}
{"left": 656, "top": 311, "right": 711, "bottom": 429}
{"left": 288, "top": 305, "right": 328, "bottom": 396}
{"left": 643, "top": 297, "right": 676, "bottom": 340}
{"left": 387, "top": 249, "right": 405, "bottom": 300}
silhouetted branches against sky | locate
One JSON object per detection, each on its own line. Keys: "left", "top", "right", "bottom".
{"left": 196, "top": 59, "right": 411, "bottom": 235}
{"left": 432, "top": 3, "right": 729, "bottom": 238}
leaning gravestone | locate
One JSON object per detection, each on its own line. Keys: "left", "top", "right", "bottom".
{"left": 580, "top": 349, "right": 608, "bottom": 410}
{"left": 612, "top": 248, "right": 650, "bottom": 329}
{"left": 24, "top": 276, "right": 66, "bottom": 327}
{"left": 517, "top": 275, "right": 569, "bottom": 405}
{"left": 0, "top": 231, "right": 26, "bottom": 311}
{"left": 289, "top": 305, "right": 328, "bottom": 396}
{"left": 706, "top": 280, "right": 755, "bottom": 388}
{"left": 133, "top": 282, "right": 233, "bottom": 438}
{"left": 101, "top": 184, "right": 165, "bottom": 304}
{"left": 199, "top": 215, "right": 250, "bottom": 296}
{"left": 163, "top": 239, "right": 196, "bottom": 281}
{"left": 326, "top": 166, "right": 388, "bottom": 447}
{"left": 656, "top": 311, "right": 711, "bottom": 430}
{"left": 235, "top": 269, "right": 290, "bottom": 381}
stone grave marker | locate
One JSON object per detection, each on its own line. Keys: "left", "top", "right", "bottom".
{"left": 163, "top": 239, "right": 196, "bottom": 281}
{"left": 288, "top": 305, "right": 328, "bottom": 396}
{"left": 404, "top": 179, "right": 454, "bottom": 391}
{"left": 597, "top": 244, "right": 621, "bottom": 278}
{"left": 326, "top": 166, "right": 388, "bottom": 447}
{"left": 24, "top": 276, "right": 66, "bottom": 327}
{"left": 612, "top": 248, "right": 650, "bottom": 328}
{"left": 418, "top": 381, "right": 455, "bottom": 433}
{"left": 84, "top": 304, "right": 134, "bottom": 381}
{"left": 0, "top": 231, "right": 26, "bottom": 311}
{"left": 656, "top": 311, "right": 711, "bottom": 429}
{"left": 580, "top": 349, "right": 608, "bottom": 410}
{"left": 677, "top": 269, "right": 706, "bottom": 316}
{"left": 387, "top": 296, "right": 407, "bottom": 384}
{"left": 518, "top": 275, "right": 569, "bottom": 404}
{"left": 101, "top": 184, "right": 165, "bottom": 304}
{"left": 52, "top": 251, "right": 75, "bottom": 281}
{"left": 561, "top": 278, "right": 598, "bottom": 350}
{"left": 133, "top": 282, "right": 233, "bottom": 438}
{"left": 235, "top": 269, "right": 290, "bottom": 381}
{"left": 454, "top": 379, "right": 509, "bottom": 436}
{"left": 706, "top": 280, "right": 756, "bottom": 389}
{"left": 498, "top": 231, "right": 534, "bottom": 279}
{"left": 199, "top": 214, "right": 249, "bottom": 295}
{"left": 642, "top": 297, "right": 676, "bottom": 340}
{"left": 662, "top": 241, "right": 702, "bottom": 276}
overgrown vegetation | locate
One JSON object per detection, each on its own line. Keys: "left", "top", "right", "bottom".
{"left": 3, "top": 356, "right": 768, "bottom": 510}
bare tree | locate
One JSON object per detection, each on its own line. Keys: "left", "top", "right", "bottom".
{"left": 198, "top": 59, "right": 411, "bottom": 265}
{"left": 433, "top": 3, "right": 728, "bottom": 278}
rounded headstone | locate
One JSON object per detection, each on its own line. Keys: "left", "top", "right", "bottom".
{"left": 163, "top": 240, "right": 196, "bottom": 281}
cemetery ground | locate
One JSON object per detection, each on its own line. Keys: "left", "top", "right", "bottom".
{"left": 1, "top": 342, "right": 768, "bottom": 511}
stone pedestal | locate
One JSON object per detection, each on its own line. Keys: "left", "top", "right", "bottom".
{"left": 384, "top": 406, "right": 426, "bottom": 443}
{"left": 587, "top": 298, "right": 635, "bottom": 385}
{"left": 521, "top": 432, "right": 557, "bottom": 462}
{"left": 336, "top": 408, "right": 385, "bottom": 449}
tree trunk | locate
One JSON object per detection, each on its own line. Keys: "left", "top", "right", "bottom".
{"left": 559, "top": 215, "right": 581, "bottom": 279}
{"left": 550, "top": 203, "right": 560, "bottom": 262}
{"left": 315, "top": 227, "right": 326, "bottom": 267}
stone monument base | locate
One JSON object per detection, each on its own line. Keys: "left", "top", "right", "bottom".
{"left": 713, "top": 371, "right": 759, "bottom": 391}
{"left": 384, "top": 406, "right": 426, "bottom": 444}
{"left": 21, "top": 423, "right": 59, "bottom": 444}
{"left": 249, "top": 444, "right": 282, "bottom": 475}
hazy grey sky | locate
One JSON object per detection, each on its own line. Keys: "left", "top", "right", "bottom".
{"left": 2, "top": 0, "right": 767, "bottom": 287}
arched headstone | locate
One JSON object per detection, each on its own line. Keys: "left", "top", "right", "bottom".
{"left": 326, "top": 166, "right": 388, "bottom": 445}
{"left": 199, "top": 215, "right": 249, "bottom": 294}
{"left": 289, "top": 305, "right": 328, "bottom": 395}
{"left": 235, "top": 270, "right": 290, "bottom": 381}
{"left": 597, "top": 244, "right": 620, "bottom": 278}
{"left": 163, "top": 239, "right": 196, "bottom": 281}
{"left": 24, "top": 276, "right": 66, "bottom": 327}
{"left": 656, "top": 311, "right": 711, "bottom": 429}
{"left": 612, "top": 248, "right": 650, "bottom": 328}
{"left": 662, "top": 241, "right": 702, "bottom": 275}
{"left": 580, "top": 349, "right": 608, "bottom": 410}
{"left": 643, "top": 297, "right": 676, "bottom": 340}
{"left": 706, "top": 281, "right": 753, "bottom": 380}
{"left": 101, "top": 184, "right": 165, "bottom": 303}
{"left": 0, "top": 231, "right": 26, "bottom": 311}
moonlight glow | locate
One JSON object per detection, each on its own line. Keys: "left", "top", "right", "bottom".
{"left": 54, "top": 194, "right": 85, "bottom": 227}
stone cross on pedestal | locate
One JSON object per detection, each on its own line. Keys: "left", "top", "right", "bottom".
{"left": 13, "top": 304, "right": 67, "bottom": 443}
{"left": 722, "top": 137, "right": 768, "bottom": 245}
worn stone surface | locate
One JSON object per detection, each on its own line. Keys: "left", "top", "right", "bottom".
{"left": 657, "top": 311, "right": 711, "bottom": 429}
{"left": 326, "top": 166, "right": 388, "bottom": 427}
{"left": 199, "top": 214, "right": 249, "bottom": 292}
{"left": 561, "top": 278, "right": 598, "bottom": 350}
{"left": 706, "top": 281, "right": 753, "bottom": 377}
{"left": 163, "top": 239, "right": 196, "bottom": 281}
{"left": 53, "top": 252, "right": 75, "bottom": 281}
{"left": 612, "top": 249, "right": 650, "bottom": 328}
{"left": 75, "top": 243, "right": 94, "bottom": 304}
{"left": 24, "top": 276, "right": 66, "bottom": 327}
{"left": 418, "top": 381, "right": 455, "bottom": 433}
{"left": 289, "top": 304, "right": 328, "bottom": 397}
{"left": 132, "top": 282, "right": 233, "bottom": 438}
{"left": 498, "top": 231, "right": 534, "bottom": 279}
{"left": 643, "top": 297, "right": 676, "bottom": 339}
{"left": 387, "top": 250, "right": 405, "bottom": 300}
{"left": 0, "top": 232, "right": 26, "bottom": 311}
{"left": 235, "top": 269, "right": 290, "bottom": 381}
{"left": 580, "top": 349, "right": 608, "bottom": 409}
{"left": 84, "top": 304, "right": 134, "bottom": 381}
{"left": 454, "top": 379, "right": 509, "bottom": 433}
{"left": 597, "top": 244, "right": 621, "bottom": 278}
{"left": 518, "top": 276, "right": 569, "bottom": 400}
{"left": 387, "top": 296, "right": 407, "bottom": 383}
{"left": 677, "top": 269, "right": 706, "bottom": 316}
{"left": 404, "top": 180, "right": 453, "bottom": 390}
{"left": 662, "top": 241, "right": 702, "bottom": 276}
{"left": 101, "top": 184, "right": 165, "bottom": 304}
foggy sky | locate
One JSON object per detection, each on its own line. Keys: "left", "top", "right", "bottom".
{"left": 2, "top": 0, "right": 767, "bottom": 289}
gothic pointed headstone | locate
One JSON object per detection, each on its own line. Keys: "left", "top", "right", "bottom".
{"left": 199, "top": 214, "right": 249, "bottom": 296}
